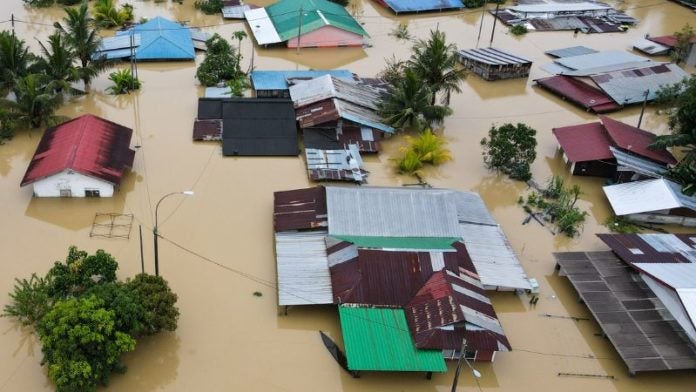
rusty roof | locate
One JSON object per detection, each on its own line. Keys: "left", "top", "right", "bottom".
{"left": 535, "top": 75, "right": 621, "bottom": 113}
{"left": 303, "top": 126, "right": 380, "bottom": 153}
{"left": 600, "top": 116, "right": 677, "bottom": 165}
{"left": 273, "top": 186, "right": 328, "bottom": 232}
{"left": 597, "top": 233, "right": 696, "bottom": 264}
{"left": 552, "top": 122, "right": 614, "bottom": 162}
{"left": 192, "top": 119, "right": 222, "bottom": 141}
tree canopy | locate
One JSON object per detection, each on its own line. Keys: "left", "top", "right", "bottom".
{"left": 2, "top": 247, "right": 179, "bottom": 392}
{"left": 481, "top": 123, "right": 538, "bottom": 181}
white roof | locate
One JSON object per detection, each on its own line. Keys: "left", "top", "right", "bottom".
{"left": 633, "top": 38, "right": 670, "bottom": 55}
{"left": 603, "top": 178, "right": 696, "bottom": 216}
{"left": 245, "top": 7, "right": 282, "bottom": 45}
{"left": 634, "top": 263, "right": 696, "bottom": 289}
{"left": 275, "top": 231, "right": 332, "bottom": 306}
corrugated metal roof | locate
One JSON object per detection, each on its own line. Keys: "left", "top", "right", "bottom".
{"left": 126, "top": 17, "right": 195, "bottom": 61}
{"left": 600, "top": 116, "right": 676, "bottom": 165}
{"left": 591, "top": 63, "right": 690, "bottom": 105}
{"left": 21, "top": 115, "right": 135, "bottom": 186}
{"left": 509, "top": 2, "right": 612, "bottom": 13}
{"left": 93, "top": 34, "right": 141, "bottom": 60}
{"left": 458, "top": 223, "right": 531, "bottom": 290}
{"left": 273, "top": 186, "right": 328, "bottom": 231}
{"left": 222, "top": 4, "right": 258, "bottom": 18}
{"left": 305, "top": 144, "right": 366, "bottom": 182}
{"left": 303, "top": 127, "right": 380, "bottom": 153}
{"left": 245, "top": 7, "right": 282, "bottom": 45}
{"left": 552, "top": 122, "right": 614, "bottom": 162}
{"left": 611, "top": 147, "right": 668, "bottom": 178}
{"left": 634, "top": 263, "right": 696, "bottom": 289}
{"left": 648, "top": 35, "right": 696, "bottom": 48}
{"left": 265, "top": 0, "right": 368, "bottom": 41}
{"left": 331, "top": 235, "right": 460, "bottom": 250}
{"left": 545, "top": 46, "right": 598, "bottom": 58}
{"left": 290, "top": 75, "right": 382, "bottom": 111}
{"left": 555, "top": 251, "right": 696, "bottom": 373}
{"left": 204, "top": 87, "right": 231, "bottom": 98}
{"left": 550, "top": 51, "right": 652, "bottom": 74}
{"left": 453, "top": 191, "right": 497, "bottom": 226}
{"left": 597, "top": 233, "right": 696, "bottom": 264}
{"left": 603, "top": 178, "right": 696, "bottom": 216}
{"left": 295, "top": 98, "right": 394, "bottom": 134}
{"left": 457, "top": 47, "right": 531, "bottom": 66}
{"left": 192, "top": 119, "right": 222, "bottom": 141}
{"left": 380, "top": 0, "right": 464, "bottom": 13}
{"left": 325, "top": 186, "right": 461, "bottom": 238}
{"left": 535, "top": 75, "right": 621, "bottom": 113}
{"left": 250, "top": 69, "right": 354, "bottom": 91}
{"left": 640, "top": 273, "right": 696, "bottom": 346}
{"left": 633, "top": 38, "right": 670, "bottom": 56}
{"left": 275, "top": 231, "right": 332, "bottom": 305}
{"left": 338, "top": 305, "right": 447, "bottom": 372}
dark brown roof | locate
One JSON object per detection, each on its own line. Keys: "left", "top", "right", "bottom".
{"left": 296, "top": 99, "right": 340, "bottom": 128}
{"left": 273, "top": 186, "right": 327, "bottom": 232}
{"left": 600, "top": 116, "right": 677, "bottom": 165}
{"left": 555, "top": 251, "right": 696, "bottom": 374}
{"left": 193, "top": 119, "right": 222, "bottom": 141}
{"left": 302, "top": 126, "right": 380, "bottom": 153}
{"left": 552, "top": 122, "right": 614, "bottom": 163}
{"left": 535, "top": 75, "right": 621, "bottom": 113}
{"left": 597, "top": 233, "right": 696, "bottom": 264}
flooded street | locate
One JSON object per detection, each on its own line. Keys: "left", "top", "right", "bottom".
{"left": 1, "top": 0, "right": 696, "bottom": 390}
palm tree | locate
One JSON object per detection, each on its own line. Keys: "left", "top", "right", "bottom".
{"left": 378, "top": 69, "right": 452, "bottom": 131}
{"left": 94, "top": 0, "right": 133, "bottom": 29}
{"left": 0, "top": 31, "right": 36, "bottom": 94}
{"left": 35, "top": 33, "right": 80, "bottom": 93}
{"left": 54, "top": 2, "right": 108, "bottom": 89}
{"left": 4, "top": 74, "right": 62, "bottom": 128}
{"left": 408, "top": 29, "right": 467, "bottom": 105}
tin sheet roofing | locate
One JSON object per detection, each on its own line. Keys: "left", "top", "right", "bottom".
{"left": 603, "top": 178, "right": 696, "bottom": 216}
{"left": 544, "top": 51, "right": 652, "bottom": 76}
{"left": 457, "top": 47, "right": 531, "bottom": 66}
{"left": 552, "top": 122, "right": 614, "bottom": 162}
{"left": 275, "top": 231, "right": 332, "bottom": 305}
{"left": 305, "top": 144, "right": 366, "bottom": 182}
{"left": 597, "top": 233, "right": 696, "bottom": 264}
{"left": 535, "top": 75, "right": 621, "bottom": 113}
{"left": 245, "top": 7, "right": 282, "bottom": 45}
{"left": 295, "top": 98, "right": 394, "bottom": 134}
{"left": 21, "top": 115, "right": 135, "bottom": 186}
{"left": 591, "top": 63, "right": 690, "bottom": 105}
{"left": 250, "top": 69, "right": 353, "bottom": 91}
{"left": 290, "top": 75, "right": 382, "bottom": 111}
{"left": 338, "top": 305, "right": 447, "bottom": 372}
{"left": 192, "top": 119, "right": 222, "bottom": 141}
{"left": 222, "top": 4, "right": 258, "bottom": 18}
{"left": 453, "top": 191, "right": 497, "bottom": 226}
{"left": 648, "top": 35, "right": 696, "bottom": 49}
{"left": 331, "top": 236, "right": 460, "bottom": 250}
{"left": 545, "top": 46, "right": 598, "bottom": 58}
{"left": 325, "top": 186, "right": 461, "bottom": 238}
{"left": 555, "top": 251, "right": 696, "bottom": 373}
{"left": 303, "top": 127, "right": 380, "bottom": 153}
{"left": 125, "top": 17, "right": 195, "bottom": 60}
{"left": 273, "top": 186, "right": 328, "bottom": 231}
{"left": 611, "top": 147, "right": 668, "bottom": 178}
{"left": 600, "top": 116, "right": 676, "bottom": 165}
{"left": 265, "top": 0, "right": 368, "bottom": 41}
{"left": 634, "top": 263, "right": 696, "bottom": 289}
{"left": 633, "top": 38, "right": 670, "bottom": 56}
{"left": 380, "top": 0, "right": 464, "bottom": 13}
{"left": 93, "top": 34, "right": 141, "bottom": 60}
{"left": 509, "top": 2, "right": 612, "bottom": 13}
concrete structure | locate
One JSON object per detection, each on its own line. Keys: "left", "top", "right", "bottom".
{"left": 457, "top": 48, "right": 532, "bottom": 81}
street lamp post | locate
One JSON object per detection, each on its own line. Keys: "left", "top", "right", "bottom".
{"left": 154, "top": 191, "right": 194, "bottom": 276}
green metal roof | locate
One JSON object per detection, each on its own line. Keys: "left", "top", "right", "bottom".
{"left": 332, "top": 235, "right": 460, "bottom": 250}
{"left": 267, "top": 0, "right": 368, "bottom": 41}
{"left": 338, "top": 305, "right": 448, "bottom": 372}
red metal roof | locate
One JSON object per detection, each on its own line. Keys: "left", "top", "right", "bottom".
{"left": 600, "top": 116, "right": 677, "bottom": 165}
{"left": 296, "top": 98, "right": 340, "bottom": 128}
{"left": 647, "top": 35, "right": 696, "bottom": 49}
{"left": 552, "top": 122, "right": 614, "bottom": 162}
{"left": 273, "top": 186, "right": 327, "bottom": 232}
{"left": 21, "top": 114, "right": 135, "bottom": 186}
{"left": 597, "top": 233, "right": 696, "bottom": 264}
{"left": 535, "top": 75, "right": 621, "bottom": 113}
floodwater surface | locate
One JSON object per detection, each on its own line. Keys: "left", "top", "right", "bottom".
{"left": 1, "top": 0, "right": 696, "bottom": 391}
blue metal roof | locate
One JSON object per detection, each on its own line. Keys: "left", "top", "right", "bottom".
{"left": 250, "top": 70, "right": 354, "bottom": 91}
{"left": 125, "top": 17, "right": 195, "bottom": 61}
{"left": 382, "top": 0, "right": 464, "bottom": 13}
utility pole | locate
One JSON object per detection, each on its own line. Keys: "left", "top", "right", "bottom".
{"left": 637, "top": 89, "right": 649, "bottom": 129}
{"left": 476, "top": 6, "right": 486, "bottom": 48}
{"left": 139, "top": 225, "right": 145, "bottom": 274}
{"left": 489, "top": 2, "right": 500, "bottom": 48}
{"left": 296, "top": 5, "right": 303, "bottom": 55}
{"left": 451, "top": 338, "right": 467, "bottom": 392}
{"left": 11, "top": 13, "right": 15, "bottom": 36}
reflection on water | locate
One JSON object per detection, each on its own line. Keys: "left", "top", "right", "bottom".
{"left": 1, "top": 0, "right": 696, "bottom": 391}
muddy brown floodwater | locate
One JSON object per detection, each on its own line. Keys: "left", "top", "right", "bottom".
{"left": 1, "top": 0, "right": 696, "bottom": 391}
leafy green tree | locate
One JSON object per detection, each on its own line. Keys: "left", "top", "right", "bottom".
{"left": 126, "top": 274, "right": 179, "bottom": 335}
{"left": 38, "top": 295, "right": 136, "bottom": 392}
{"left": 4, "top": 74, "right": 63, "bottom": 128}
{"left": 232, "top": 30, "right": 247, "bottom": 69}
{"left": 0, "top": 31, "right": 36, "bottom": 94}
{"left": 378, "top": 69, "right": 451, "bottom": 131}
{"left": 672, "top": 24, "right": 694, "bottom": 64}
{"left": 46, "top": 246, "right": 118, "bottom": 299}
{"left": 85, "top": 282, "right": 146, "bottom": 336}
{"left": 194, "top": 0, "right": 224, "bottom": 14}
{"left": 407, "top": 29, "right": 467, "bottom": 105}
{"left": 481, "top": 122, "right": 537, "bottom": 181}
{"left": 378, "top": 55, "right": 408, "bottom": 87}
{"left": 196, "top": 34, "right": 241, "bottom": 86}
{"left": 54, "top": 2, "right": 108, "bottom": 88}
{"left": 2, "top": 274, "right": 51, "bottom": 326}
{"left": 106, "top": 68, "right": 141, "bottom": 94}
{"left": 94, "top": 0, "right": 134, "bottom": 29}
{"left": 510, "top": 24, "right": 528, "bottom": 36}
{"left": 22, "top": 0, "right": 54, "bottom": 7}
{"left": 0, "top": 107, "right": 16, "bottom": 142}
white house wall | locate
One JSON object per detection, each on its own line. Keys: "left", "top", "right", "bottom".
{"left": 32, "top": 169, "right": 114, "bottom": 198}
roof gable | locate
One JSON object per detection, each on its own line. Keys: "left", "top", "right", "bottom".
{"left": 131, "top": 17, "right": 195, "bottom": 60}
{"left": 552, "top": 122, "right": 614, "bottom": 162}
{"left": 266, "top": 0, "right": 367, "bottom": 40}
{"left": 599, "top": 116, "right": 676, "bottom": 165}
{"left": 21, "top": 115, "right": 135, "bottom": 186}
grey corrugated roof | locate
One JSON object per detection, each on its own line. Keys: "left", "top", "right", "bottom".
{"left": 592, "top": 63, "right": 689, "bottom": 105}
{"left": 545, "top": 46, "right": 598, "bottom": 58}
{"left": 611, "top": 147, "right": 667, "bottom": 179}
{"left": 547, "top": 51, "right": 652, "bottom": 76}
{"left": 603, "top": 178, "right": 696, "bottom": 215}
{"left": 457, "top": 47, "right": 531, "bottom": 66}
{"left": 305, "top": 145, "right": 366, "bottom": 182}
{"left": 509, "top": 2, "right": 612, "bottom": 13}
{"left": 453, "top": 191, "right": 497, "bottom": 226}
{"left": 325, "top": 186, "right": 461, "bottom": 238}
{"left": 289, "top": 75, "right": 381, "bottom": 111}
{"left": 633, "top": 38, "right": 670, "bottom": 56}
{"left": 275, "top": 231, "right": 333, "bottom": 306}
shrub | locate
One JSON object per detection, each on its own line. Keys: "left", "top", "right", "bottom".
{"left": 481, "top": 123, "right": 537, "bottom": 181}
{"left": 195, "top": 0, "right": 224, "bottom": 14}
{"left": 397, "top": 129, "right": 452, "bottom": 175}
{"left": 510, "top": 24, "right": 528, "bottom": 36}
{"left": 106, "top": 68, "right": 141, "bottom": 94}
{"left": 196, "top": 34, "right": 241, "bottom": 87}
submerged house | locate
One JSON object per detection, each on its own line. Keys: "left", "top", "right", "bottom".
{"left": 273, "top": 186, "right": 532, "bottom": 371}
{"left": 554, "top": 234, "right": 696, "bottom": 374}
{"left": 373, "top": 0, "right": 464, "bottom": 14}
{"left": 245, "top": 0, "right": 368, "bottom": 48}
{"left": 21, "top": 115, "right": 135, "bottom": 198}
{"left": 636, "top": 35, "right": 696, "bottom": 66}
{"left": 457, "top": 47, "right": 532, "bottom": 81}
{"left": 250, "top": 69, "right": 355, "bottom": 98}
{"left": 93, "top": 17, "right": 202, "bottom": 61}
{"left": 552, "top": 116, "right": 675, "bottom": 178}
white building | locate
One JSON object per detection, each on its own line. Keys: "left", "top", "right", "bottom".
{"left": 21, "top": 114, "right": 135, "bottom": 198}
